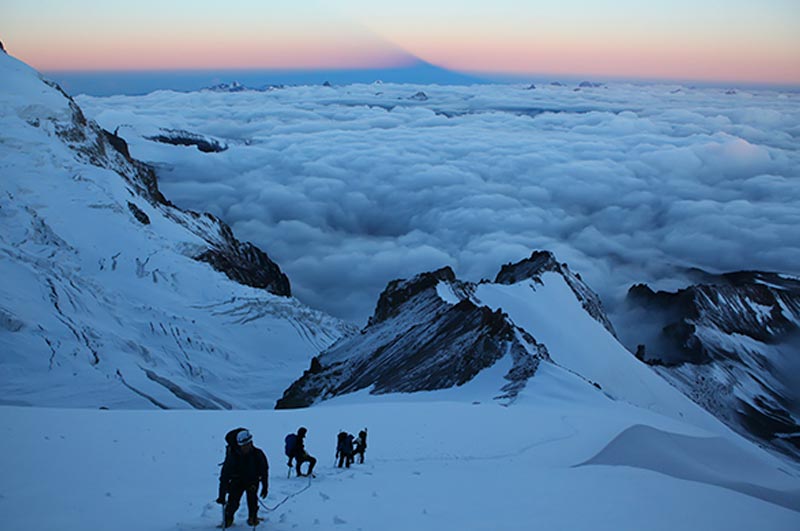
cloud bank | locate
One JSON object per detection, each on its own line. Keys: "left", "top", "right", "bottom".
{"left": 78, "top": 82, "right": 800, "bottom": 324}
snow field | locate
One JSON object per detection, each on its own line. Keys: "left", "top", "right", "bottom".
{"left": 2, "top": 378, "right": 798, "bottom": 531}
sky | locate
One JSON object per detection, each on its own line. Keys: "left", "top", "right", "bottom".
{"left": 2, "top": 0, "right": 799, "bottom": 84}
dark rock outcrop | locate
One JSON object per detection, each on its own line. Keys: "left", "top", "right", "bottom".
{"left": 409, "top": 91, "right": 429, "bottom": 101}
{"left": 127, "top": 202, "right": 151, "bottom": 225}
{"left": 195, "top": 220, "right": 290, "bottom": 297}
{"left": 146, "top": 128, "right": 227, "bottom": 153}
{"left": 628, "top": 272, "right": 800, "bottom": 365}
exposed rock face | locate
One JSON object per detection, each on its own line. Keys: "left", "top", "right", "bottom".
{"left": 195, "top": 217, "right": 290, "bottom": 296}
{"left": 127, "top": 202, "right": 151, "bottom": 225}
{"left": 495, "top": 251, "right": 617, "bottom": 337}
{"left": 628, "top": 272, "right": 800, "bottom": 365}
{"left": 145, "top": 128, "right": 227, "bottom": 153}
{"left": 625, "top": 272, "right": 800, "bottom": 460}
{"left": 276, "top": 265, "right": 549, "bottom": 409}
{"left": 409, "top": 91, "right": 429, "bottom": 101}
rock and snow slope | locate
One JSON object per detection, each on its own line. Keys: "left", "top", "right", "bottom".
{"left": 625, "top": 272, "right": 800, "bottom": 461}
{"left": 0, "top": 52, "right": 353, "bottom": 409}
{"left": 278, "top": 251, "right": 723, "bottom": 434}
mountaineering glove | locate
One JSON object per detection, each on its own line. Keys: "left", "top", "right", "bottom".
{"left": 216, "top": 496, "right": 226, "bottom": 505}
{"left": 261, "top": 485, "right": 268, "bottom": 498}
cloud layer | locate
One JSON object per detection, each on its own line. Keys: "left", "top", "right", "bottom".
{"left": 79, "top": 82, "right": 800, "bottom": 324}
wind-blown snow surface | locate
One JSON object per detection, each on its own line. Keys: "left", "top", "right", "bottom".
{"left": 2, "top": 370, "right": 799, "bottom": 531}
{"left": 77, "top": 83, "right": 800, "bottom": 323}
{"left": 0, "top": 52, "right": 352, "bottom": 408}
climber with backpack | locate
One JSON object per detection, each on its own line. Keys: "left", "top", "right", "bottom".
{"left": 335, "top": 431, "right": 355, "bottom": 468}
{"left": 217, "top": 429, "right": 269, "bottom": 528}
{"left": 354, "top": 428, "right": 367, "bottom": 464}
{"left": 285, "top": 426, "right": 316, "bottom": 477}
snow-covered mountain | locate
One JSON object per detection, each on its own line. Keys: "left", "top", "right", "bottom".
{"left": 624, "top": 272, "right": 800, "bottom": 461}
{"left": 0, "top": 51, "right": 354, "bottom": 409}
{"left": 278, "top": 251, "right": 717, "bottom": 429}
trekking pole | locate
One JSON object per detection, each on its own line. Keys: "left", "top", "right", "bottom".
{"left": 221, "top": 502, "right": 227, "bottom": 530}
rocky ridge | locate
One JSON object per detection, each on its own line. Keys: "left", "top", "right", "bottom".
{"left": 276, "top": 251, "right": 616, "bottom": 408}
{"left": 625, "top": 271, "right": 800, "bottom": 460}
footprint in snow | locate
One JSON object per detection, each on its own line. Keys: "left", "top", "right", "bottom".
{"left": 319, "top": 492, "right": 330, "bottom": 501}
{"left": 333, "top": 516, "right": 347, "bottom": 525}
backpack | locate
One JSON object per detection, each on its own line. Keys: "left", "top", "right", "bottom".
{"left": 284, "top": 433, "right": 298, "bottom": 457}
{"left": 336, "top": 431, "right": 349, "bottom": 453}
{"left": 225, "top": 428, "right": 246, "bottom": 457}
{"left": 345, "top": 433, "right": 355, "bottom": 454}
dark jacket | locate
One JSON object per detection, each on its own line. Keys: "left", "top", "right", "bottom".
{"left": 293, "top": 433, "right": 307, "bottom": 458}
{"left": 355, "top": 430, "right": 367, "bottom": 452}
{"left": 219, "top": 446, "right": 269, "bottom": 496}
{"left": 336, "top": 432, "right": 353, "bottom": 456}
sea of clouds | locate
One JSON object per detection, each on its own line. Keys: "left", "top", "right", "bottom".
{"left": 78, "top": 81, "right": 800, "bottom": 325}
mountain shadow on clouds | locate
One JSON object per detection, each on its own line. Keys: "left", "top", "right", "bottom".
{"left": 47, "top": 60, "right": 487, "bottom": 97}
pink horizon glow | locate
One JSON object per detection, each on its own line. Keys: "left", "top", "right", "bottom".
{"left": 6, "top": 27, "right": 798, "bottom": 84}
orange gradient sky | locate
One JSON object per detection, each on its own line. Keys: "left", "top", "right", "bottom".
{"left": 2, "top": 0, "right": 799, "bottom": 83}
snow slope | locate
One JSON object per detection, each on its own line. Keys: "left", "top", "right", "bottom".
{"left": 0, "top": 52, "right": 353, "bottom": 409}
{"left": 2, "top": 371, "right": 799, "bottom": 531}
{"left": 473, "top": 273, "right": 716, "bottom": 429}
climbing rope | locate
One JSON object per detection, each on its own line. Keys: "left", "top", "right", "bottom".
{"left": 259, "top": 474, "right": 313, "bottom": 512}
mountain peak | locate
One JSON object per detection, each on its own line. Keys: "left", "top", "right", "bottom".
{"left": 369, "top": 266, "right": 456, "bottom": 325}
{"left": 494, "top": 250, "right": 561, "bottom": 285}
{"left": 495, "top": 251, "right": 617, "bottom": 336}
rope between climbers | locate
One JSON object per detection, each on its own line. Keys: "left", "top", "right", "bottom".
{"left": 260, "top": 474, "right": 313, "bottom": 512}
